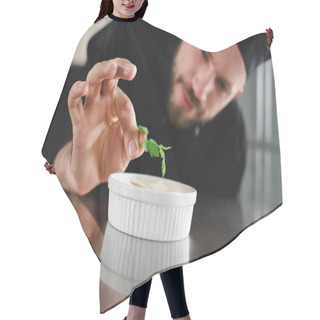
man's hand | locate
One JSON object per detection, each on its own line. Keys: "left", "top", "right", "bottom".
{"left": 266, "top": 28, "right": 274, "bottom": 45}
{"left": 54, "top": 58, "right": 146, "bottom": 195}
{"left": 44, "top": 161, "right": 56, "bottom": 174}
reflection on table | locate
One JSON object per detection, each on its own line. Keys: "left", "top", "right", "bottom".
{"left": 99, "top": 192, "right": 281, "bottom": 312}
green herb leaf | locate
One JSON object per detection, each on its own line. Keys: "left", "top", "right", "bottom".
{"left": 138, "top": 125, "right": 171, "bottom": 177}
{"left": 159, "top": 144, "right": 172, "bottom": 150}
{"left": 147, "top": 139, "right": 160, "bottom": 157}
{"left": 139, "top": 125, "right": 149, "bottom": 148}
{"left": 138, "top": 125, "right": 149, "bottom": 135}
{"left": 142, "top": 141, "right": 148, "bottom": 152}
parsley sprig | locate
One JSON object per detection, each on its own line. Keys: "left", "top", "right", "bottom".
{"left": 138, "top": 125, "right": 172, "bottom": 178}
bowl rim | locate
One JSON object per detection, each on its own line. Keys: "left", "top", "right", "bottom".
{"left": 108, "top": 172, "right": 197, "bottom": 206}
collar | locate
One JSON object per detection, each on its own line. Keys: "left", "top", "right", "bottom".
{"left": 108, "top": 12, "right": 139, "bottom": 22}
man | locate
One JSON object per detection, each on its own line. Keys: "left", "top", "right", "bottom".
{"left": 42, "top": 17, "right": 276, "bottom": 317}
{"left": 42, "top": 17, "right": 273, "bottom": 254}
{"left": 43, "top": 16, "right": 271, "bottom": 196}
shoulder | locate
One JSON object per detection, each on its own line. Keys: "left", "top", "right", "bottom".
{"left": 72, "top": 16, "right": 114, "bottom": 67}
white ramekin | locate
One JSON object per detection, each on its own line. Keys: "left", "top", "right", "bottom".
{"left": 108, "top": 173, "right": 197, "bottom": 241}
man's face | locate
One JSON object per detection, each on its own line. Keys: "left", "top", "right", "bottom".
{"left": 168, "top": 41, "right": 246, "bottom": 128}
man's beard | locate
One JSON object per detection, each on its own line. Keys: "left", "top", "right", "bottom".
{"left": 167, "top": 74, "right": 205, "bottom": 129}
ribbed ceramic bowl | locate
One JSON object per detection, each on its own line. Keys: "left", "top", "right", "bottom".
{"left": 108, "top": 173, "right": 197, "bottom": 241}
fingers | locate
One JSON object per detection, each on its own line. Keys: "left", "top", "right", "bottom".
{"left": 269, "top": 28, "right": 274, "bottom": 37}
{"left": 86, "top": 59, "right": 137, "bottom": 95}
{"left": 69, "top": 59, "right": 137, "bottom": 125}
{"left": 44, "top": 161, "right": 56, "bottom": 174}
{"left": 266, "top": 27, "right": 274, "bottom": 45}
{"left": 114, "top": 87, "right": 146, "bottom": 160}
{"left": 86, "top": 61, "right": 117, "bottom": 98}
{"left": 68, "top": 81, "right": 88, "bottom": 126}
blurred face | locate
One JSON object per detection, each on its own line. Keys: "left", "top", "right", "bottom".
{"left": 168, "top": 41, "right": 246, "bottom": 128}
{"left": 112, "top": 0, "right": 145, "bottom": 18}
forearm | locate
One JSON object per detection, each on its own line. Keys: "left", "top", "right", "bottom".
{"left": 54, "top": 140, "right": 104, "bottom": 196}
{"left": 53, "top": 141, "right": 82, "bottom": 195}
{"left": 69, "top": 142, "right": 102, "bottom": 195}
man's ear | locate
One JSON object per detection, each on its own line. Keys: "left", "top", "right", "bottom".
{"left": 232, "top": 89, "right": 243, "bottom": 100}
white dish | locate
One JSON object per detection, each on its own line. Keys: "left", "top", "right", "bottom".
{"left": 108, "top": 173, "right": 197, "bottom": 241}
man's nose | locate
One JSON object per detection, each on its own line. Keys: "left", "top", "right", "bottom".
{"left": 192, "top": 67, "right": 214, "bottom": 103}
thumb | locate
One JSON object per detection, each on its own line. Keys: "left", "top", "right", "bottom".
{"left": 127, "top": 129, "right": 147, "bottom": 160}
{"left": 131, "top": 131, "right": 147, "bottom": 159}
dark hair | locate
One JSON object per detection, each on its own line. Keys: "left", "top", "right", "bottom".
{"left": 94, "top": 0, "right": 148, "bottom": 23}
